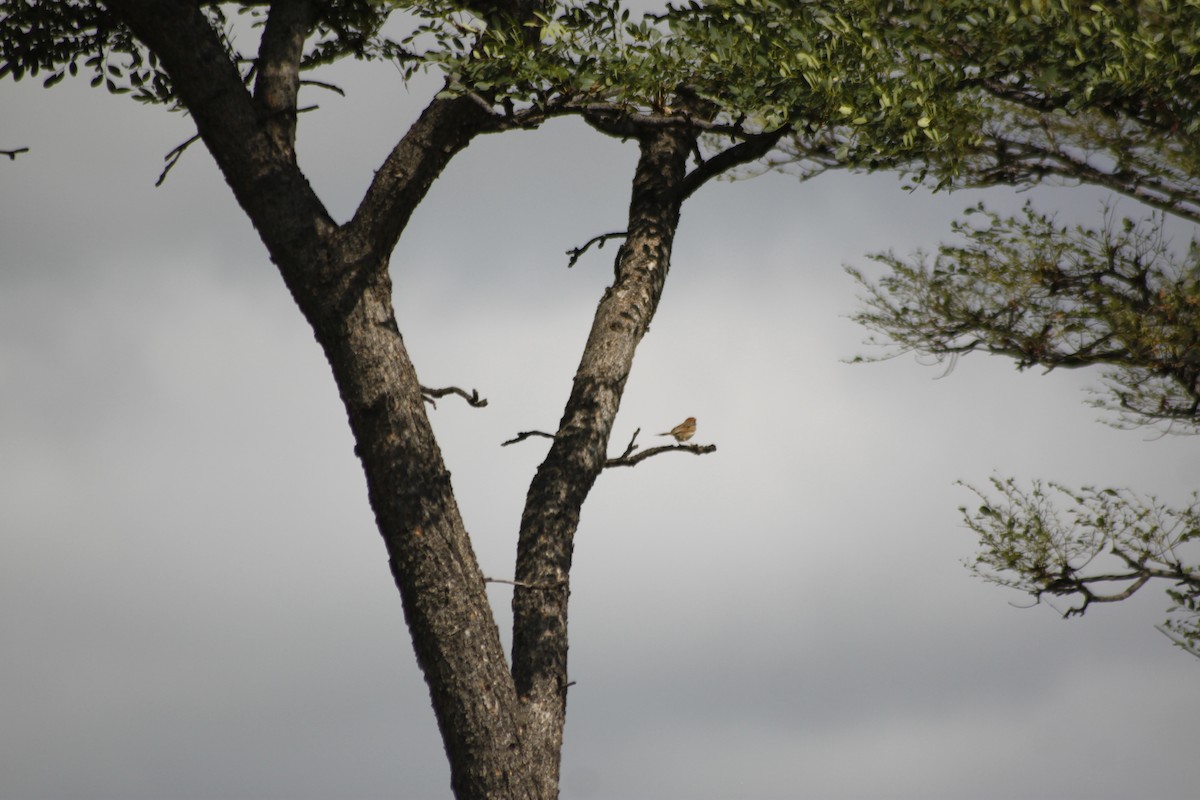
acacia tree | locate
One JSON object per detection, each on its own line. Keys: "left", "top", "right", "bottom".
{"left": 843, "top": 0, "right": 1200, "bottom": 657}
{"left": 2, "top": 1, "right": 989, "bottom": 796}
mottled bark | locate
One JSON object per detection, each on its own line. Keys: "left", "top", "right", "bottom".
{"left": 510, "top": 124, "right": 696, "bottom": 794}
{"left": 107, "top": 2, "right": 541, "bottom": 796}
{"left": 100, "top": 2, "right": 728, "bottom": 796}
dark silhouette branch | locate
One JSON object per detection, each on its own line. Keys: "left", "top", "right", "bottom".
{"left": 502, "top": 430, "right": 556, "bottom": 446}
{"left": 298, "top": 78, "right": 345, "bottom": 96}
{"left": 566, "top": 231, "right": 627, "bottom": 268}
{"left": 420, "top": 385, "right": 488, "bottom": 408}
{"left": 156, "top": 133, "right": 201, "bottom": 186}
{"left": 2, "top": 147, "right": 29, "bottom": 160}
{"left": 681, "top": 126, "right": 791, "bottom": 200}
{"left": 157, "top": 104, "right": 319, "bottom": 187}
{"left": 483, "top": 576, "right": 565, "bottom": 591}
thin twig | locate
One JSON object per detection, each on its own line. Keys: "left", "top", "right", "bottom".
{"left": 298, "top": 79, "right": 345, "bottom": 96}
{"left": 484, "top": 576, "right": 565, "bottom": 591}
{"left": 604, "top": 428, "right": 716, "bottom": 468}
{"left": 566, "top": 231, "right": 627, "bottom": 268}
{"left": 157, "top": 133, "right": 201, "bottom": 187}
{"left": 612, "top": 427, "right": 641, "bottom": 460}
{"left": 1, "top": 147, "right": 30, "bottom": 160}
{"left": 420, "top": 385, "right": 488, "bottom": 409}
{"left": 502, "top": 430, "right": 556, "bottom": 446}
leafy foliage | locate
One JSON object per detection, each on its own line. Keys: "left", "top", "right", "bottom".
{"left": 0, "top": 0, "right": 173, "bottom": 101}
{"left": 963, "top": 478, "right": 1200, "bottom": 658}
{"left": 850, "top": 204, "right": 1200, "bottom": 433}
{"left": 0, "top": 0, "right": 415, "bottom": 106}
{"left": 897, "top": 0, "right": 1200, "bottom": 219}
{"left": 845, "top": 1, "right": 1200, "bottom": 655}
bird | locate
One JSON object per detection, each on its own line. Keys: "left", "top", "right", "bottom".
{"left": 657, "top": 417, "right": 697, "bottom": 443}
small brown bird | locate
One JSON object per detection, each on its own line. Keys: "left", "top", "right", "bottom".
{"left": 658, "top": 417, "right": 697, "bottom": 443}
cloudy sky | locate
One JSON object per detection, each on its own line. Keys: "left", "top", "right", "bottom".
{"left": 2, "top": 9, "right": 1197, "bottom": 800}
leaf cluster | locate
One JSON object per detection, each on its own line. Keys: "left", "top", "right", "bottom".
{"left": 851, "top": 203, "right": 1200, "bottom": 432}
{"left": 0, "top": 0, "right": 171, "bottom": 101}
{"left": 666, "top": 0, "right": 993, "bottom": 176}
{"left": 399, "top": 1, "right": 690, "bottom": 109}
{"left": 900, "top": 1, "right": 1200, "bottom": 209}
{"left": 0, "top": 1, "right": 414, "bottom": 107}
{"left": 963, "top": 477, "right": 1200, "bottom": 657}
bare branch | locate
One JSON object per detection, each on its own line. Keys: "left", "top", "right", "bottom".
{"left": 501, "top": 430, "right": 556, "bottom": 447}
{"left": 1, "top": 147, "right": 30, "bottom": 160}
{"left": 298, "top": 78, "right": 345, "bottom": 96}
{"left": 156, "top": 133, "right": 201, "bottom": 187}
{"left": 604, "top": 441, "right": 717, "bottom": 468}
{"left": 158, "top": 115, "right": 306, "bottom": 187}
{"left": 566, "top": 231, "right": 626, "bottom": 268}
{"left": 611, "top": 427, "right": 642, "bottom": 460}
{"left": 420, "top": 385, "right": 488, "bottom": 409}
{"left": 596, "top": 426, "right": 716, "bottom": 467}
{"left": 484, "top": 576, "right": 565, "bottom": 591}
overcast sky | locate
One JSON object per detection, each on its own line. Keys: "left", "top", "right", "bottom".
{"left": 2, "top": 11, "right": 1197, "bottom": 800}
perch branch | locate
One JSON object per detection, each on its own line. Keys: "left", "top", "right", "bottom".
{"left": 1, "top": 147, "right": 30, "bottom": 160}
{"left": 605, "top": 442, "right": 717, "bottom": 467}
{"left": 602, "top": 427, "right": 717, "bottom": 468}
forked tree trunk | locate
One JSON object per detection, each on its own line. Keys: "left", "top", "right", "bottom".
{"left": 108, "top": 2, "right": 699, "bottom": 796}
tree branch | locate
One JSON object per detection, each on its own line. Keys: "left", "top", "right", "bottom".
{"left": 681, "top": 126, "right": 790, "bottom": 200}
{"left": 510, "top": 122, "right": 699, "bottom": 793}
{"left": 566, "top": 231, "right": 626, "bottom": 268}
{"left": 156, "top": 133, "right": 200, "bottom": 186}
{"left": 108, "top": 0, "right": 337, "bottom": 280}
{"left": 253, "top": 0, "right": 316, "bottom": 157}
{"left": 420, "top": 384, "right": 488, "bottom": 408}
{"left": 484, "top": 576, "right": 565, "bottom": 591}
{"left": 1, "top": 147, "right": 30, "bottom": 160}
{"left": 602, "top": 427, "right": 716, "bottom": 468}
{"left": 501, "top": 430, "right": 556, "bottom": 446}
{"left": 341, "top": 92, "right": 496, "bottom": 266}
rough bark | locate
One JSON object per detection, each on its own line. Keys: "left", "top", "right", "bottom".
{"left": 509, "top": 124, "right": 696, "bottom": 794}
{"left": 106, "top": 2, "right": 540, "bottom": 796}
{"left": 99, "top": 3, "right": 746, "bottom": 796}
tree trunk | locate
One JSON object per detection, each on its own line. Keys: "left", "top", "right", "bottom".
{"left": 106, "top": 2, "right": 702, "bottom": 795}
{"left": 510, "top": 124, "right": 696, "bottom": 795}
{"left": 107, "top": 3, "right": 541, "bottom": 795}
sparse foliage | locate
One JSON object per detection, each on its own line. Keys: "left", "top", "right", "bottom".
{"left": 963, "top": 478, "right": 1200, "bottom": 658}
{"left": 851, "top": 204, "right": 1200, "bottom": 433}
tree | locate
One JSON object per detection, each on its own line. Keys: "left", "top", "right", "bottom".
{"left": 8, "top": 0, "right": 1195, "bottom": 795}
{"left": 845, "top": 0, "right": 1200, "bottom": 657}
{"left": 2, "top": 1, "right": 981, "bottom": 796}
